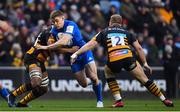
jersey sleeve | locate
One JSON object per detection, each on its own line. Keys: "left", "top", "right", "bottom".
{"left": 128, "top": 33, "right": 137, "bottom": 45}
{"left": 93, "top": 31, "right": 103, "bottom": 44}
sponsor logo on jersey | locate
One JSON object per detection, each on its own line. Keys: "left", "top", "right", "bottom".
{"left": 66, "top": 26, "right": 74, "bottom": 33}
{"left": 109, "top": 50, "right": 128, "bottom": 57}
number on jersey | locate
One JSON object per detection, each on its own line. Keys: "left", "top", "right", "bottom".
{"left": 108, "top": 33, "right": 126, "bottom": 47}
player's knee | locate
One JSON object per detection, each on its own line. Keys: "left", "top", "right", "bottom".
{"left": 104, "top": 72, "right": 115, "bottom": 79}
{"left": 31, "top": 78, "right": 41, "bottom": 88}
{"left": 90, "top": 77, "right": 99, "bottom": 85}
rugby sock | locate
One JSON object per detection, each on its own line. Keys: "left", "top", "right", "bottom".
{"left": 0, "top": 88, "right": 10, "bottom": 99}
{"left": 19, "top": 91, "right": 34, "bottom": 104}
{"left": 144, "top": 80, "right": 165, "bottom": 101}
{"left": 19, "top": 86, "right": 47, "bottom": 104}
{"left": 12, "top": 83, "right": 32, "bottom": 97}
{"left": 92, "top": 82, "right": 103, "bottom": 102}
{"left": 107, "top": 78, "right": 122, "bottom": 101}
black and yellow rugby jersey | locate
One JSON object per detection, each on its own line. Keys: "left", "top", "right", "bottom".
{"left": 95, "top": 26, "right": 137, "bottom": 63}
{"left": 26, "top": 27, "right": 55, "bottom": 62}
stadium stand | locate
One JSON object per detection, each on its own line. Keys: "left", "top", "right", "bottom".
{"left": 0, "top": 0, "right": 179, "bottom": 67}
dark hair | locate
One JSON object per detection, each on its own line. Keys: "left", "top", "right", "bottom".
{"left": 50, "top": 10, "right": 64, "bottom": 20}
{"left": 110, "top": 14, "right": 122, "bottom": 25}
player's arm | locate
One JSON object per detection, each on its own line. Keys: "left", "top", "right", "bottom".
{"left": 58, "top": 46, "right": 79, "bottom": 53}
{"left": 47, "top": 33, "right": 72, "bottom": 49}
{"left": 35, "top": 33, "right": 72, "bottom": 50}
{"left": 46, "top": 33, "right": 78, "bottom": 53}
{"left": 75, "top": 39, "right": 98, "bottom": 55}
{"left": 132, "top": 40, "right": 152, "bottom": 74}
{"left": 70, "top": 33, "right": 101, "bottom": 64}
{"left": 71, "top": 39, "right": 98, "bottom": 64}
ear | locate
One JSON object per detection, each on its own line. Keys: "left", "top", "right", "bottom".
{"left": 62, "top": 16, "right": 65, "bottom": 20}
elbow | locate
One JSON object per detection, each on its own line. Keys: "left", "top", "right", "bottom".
{"left": 136, "top": 46, "right": 144, "bottom": 53}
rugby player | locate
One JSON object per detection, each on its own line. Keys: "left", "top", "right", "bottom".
{"left": 71, "top": 14, "right": 174, "bottom": 107}
{"left": 35, "top": 10, "right": 103, "bottom": 107}
{"left": 7, "top": 27, "right": 78, "bottom": 107}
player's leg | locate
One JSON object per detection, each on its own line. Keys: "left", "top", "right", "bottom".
{"left": 8, "top": 63, "right": 42, "bottom": 107}
{"left": 74, "top": 69, "right": 89, "bottom": 87}
{"left": 72, "top": 57, "right": 103, "bottom": 107}
{"left": 0, "top": 83, "right": 10, "bottom": 101}
{"left": 16, "top": 71, "right": 49, "bottom": 107}
{"left": 85, "top": 61, "right": 103, "bottom": 107}
{"left": 71, "top": 57, "right": 92, "bottom": 87}
{"left": 129, "top": 61, "right": 173, "bottom": 107}
{"left": 104, "top": 65, "right": 124, "bottom": 107}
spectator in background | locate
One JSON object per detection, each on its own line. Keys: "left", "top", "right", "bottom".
{"left": 0, "top": 19, "right": 11, "bottom": 105}
{"left": 0, "top": 0, "right": 179, "bottom": 67}
{"left": 93, "top": 46, "right": 106, "bottom": 66}
{"left": 163, "top": 35, "right": 179, "bottom": 98}
{"left": 69, "top": 5, "right": 81, "bottom": 22}
{"left": 146, "top": 36, "right": 158, "bottom": 65}
{"left": 91, "top": 4, "right": 106, "bottom": 28}
{"left": 11, "top": 43, "right": 23, "bottom": 67}
{"left": 168, "top": 18, "right": 180, "bottom": 37}
{"left": 81, "top": 24, "right": 95, "bottom": 42}
{"left": 106, "top": 5, "right": 119, "bottom": 21}
{"left": 120, "top": 0, "right": 137, "bottom": 28}
{"left": 171, "top": 0, "right": 180, "bottom": 29}
{"left": 0, "top": 32, "right": 14, "bottom": 66}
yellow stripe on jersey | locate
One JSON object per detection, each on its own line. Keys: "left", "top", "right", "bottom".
{"left": 107, "top": 43, "right": 112, "bottom": 47}
{"left": 27, "top": 47, "right": 35, "bottom": 54}
{"left": 108, "top": 45, "right": 130, "bottom": 52}
{"left": 107, "top": 39, "right": 111, "bottom": 42}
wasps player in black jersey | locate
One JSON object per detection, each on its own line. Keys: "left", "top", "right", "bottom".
{"left": 71, "top": 14, "right": 174, "bottom": 107}
{"left": 7, "top": 28, "right": 78, "bottom": 107}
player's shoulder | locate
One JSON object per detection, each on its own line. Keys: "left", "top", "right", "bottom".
{"left": 65, "top": 20, "right": 76, "bottom": 24}
{"left": 65, "top": 20, "right": 77, "bottom": 27}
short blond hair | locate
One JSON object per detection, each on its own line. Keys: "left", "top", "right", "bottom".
{"left": 50, "top": 10, "right": 64, "bottom": 20}
{"left": 110, "top": 14, "right": 122, "bottom": 24}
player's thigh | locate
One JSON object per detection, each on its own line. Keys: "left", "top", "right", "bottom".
{"left": 74, "top": 69, "right": 88, "bottom": 87}
{"left": 85, "top": 61, "right": 98, "bottom": 79}
{"left": 104, "top": 65, "right": 116, "bottom": 79}
{"left": 129, "top": 61, "right": 149, "bottom": 84}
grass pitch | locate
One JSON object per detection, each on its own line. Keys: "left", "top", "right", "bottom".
{"left": 0, "top": 99, "right": 180, "bottom": 111}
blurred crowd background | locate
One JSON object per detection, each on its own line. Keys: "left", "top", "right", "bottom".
{"left": 0, "top": 0, "right": 180, "bottom": 67}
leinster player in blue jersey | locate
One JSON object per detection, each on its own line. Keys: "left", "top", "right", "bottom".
{"left": 36, "top": 10, "right": 103, "bottom": 107}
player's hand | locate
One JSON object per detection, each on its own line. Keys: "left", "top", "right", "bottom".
{"left": 35, "top": 44, "right": 48, "bottom": 50}
{"left": 70, "top": 53, "right": 78, "bottom": 64}
{"left": 143, "top": 62, "right": 152, "bottom": 75}
{"left": 71, "top": 46, "right": 79, "bottom": 53}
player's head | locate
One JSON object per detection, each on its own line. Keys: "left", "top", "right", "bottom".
{"left": 109, "top": 14, "right": 122, "bottom": 27}
{"left": 50, "top": 10, "right": 65, "bottom": 29}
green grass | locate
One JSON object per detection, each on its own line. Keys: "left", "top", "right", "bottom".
{"left": 0, "top": 99, "right": 180, "bottom": 111}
